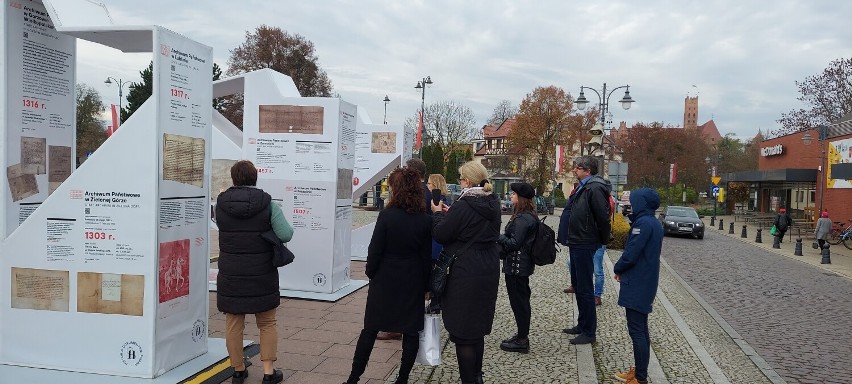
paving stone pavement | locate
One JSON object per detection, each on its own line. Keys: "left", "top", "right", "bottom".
{"left": 208, "top": 208, "right": 797, "bottom": 383}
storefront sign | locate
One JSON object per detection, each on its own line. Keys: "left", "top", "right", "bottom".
{"left": 761, "top": 144, "right": 784, "bottom": 157}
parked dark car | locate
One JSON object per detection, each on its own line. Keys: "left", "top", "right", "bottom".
{"left": 534, "top": 195, "right": 555, "bottom": 215}
{"left": 446, "top": 183, "right": 462, "bottom": 205}
{"left": 659, "top": 206, "right": 705, "bottom": 239}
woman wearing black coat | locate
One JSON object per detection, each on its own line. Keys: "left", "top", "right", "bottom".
{"left": 344, "top": 167, "right": 432, "bottom": 384}
{"left": 497, "top": 182, "right": 538, "bottom": 353}
{"left": 431, "top": 161, "right": 502, "bottom": 384}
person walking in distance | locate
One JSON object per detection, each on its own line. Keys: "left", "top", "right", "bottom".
{"left": 344, "top": 168, "right": 433, "bottom": 384}
{"left": 612, "top": 188, "right": 664, "bottom": 384}
{"left": 216, "top": 160, "right": 293, "bottom": 384}
{"left": 431, "top": 161, "right": 502, "bottom": 384}
{"left": 561, "top": 156, "right": 611, "bottom": 345}
{"left": 815, "top": 211, "right": 832, "bottom": 250}
{"left": 772, "top": 208, "right": 793, "bottom": 243}
{"left": 497, "top": 182, "right": 538, "bottom": 353}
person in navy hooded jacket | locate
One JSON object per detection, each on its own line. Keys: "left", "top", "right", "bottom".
{"left": 612, "top": 188, "right": 663, "bottom": 384}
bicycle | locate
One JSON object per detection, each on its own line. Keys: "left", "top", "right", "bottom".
{"left": 826, "top": 219, "right": 852, "bottom": 248}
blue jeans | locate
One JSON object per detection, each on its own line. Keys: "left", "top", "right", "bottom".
{"left": 568, "top": 246, "right": 596, "bottom": 338}
{"left": 594, "top": 246, "right": 605, "bottom": 297}
{"left": 626, "top": 308, "right": 650, "bottom": 381}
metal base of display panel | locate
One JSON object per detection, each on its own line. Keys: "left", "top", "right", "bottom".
{"left": 0, "top": 338, "right": 253, "bottom": 384}
{"left": 209, "top": 279, "right": 368, "bottom": 302}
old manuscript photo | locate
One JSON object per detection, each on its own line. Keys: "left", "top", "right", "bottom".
{"left": 337, "top": 168, "right": 353, "bottom": 199}
{"left": 371, "top": 132, "right": 397, "bottom": 154}
{"left": 11, "top": 268, "right": 69, "bottom": 312}
{"left": 162, "top": 133, "right": 205, "bottom": 188}
{"left": 7, "top": 163, "right": 39, "bottom": 201}
{"left": 259, "top": 105, "right": 324, "bottom": 134}
{"left": 159, "top": 239, "right": 190, "bottom": 304}
{"left": 48, "top": 145, "right": 73, "bottom": 194}
{"left": 77, "top": 272, "right": 144, "bottom": 316}
{"left": 21, "top": 136, "right": 47, "bottom": 174}
{"left": 212, "top": 159, "right": 237, "bottom": 201}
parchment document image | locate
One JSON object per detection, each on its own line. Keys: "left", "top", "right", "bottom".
{"left": 159, "top": 239, "right": 190, "bottom": 303}
{"left": 212, "top": 159, "right": 237, "bottom": 201}
{"left": 48, "top": 145, "right": 73, "bottom": 194}
{"left": 77, "top": 272, "right": 144, "bottom": 316}
{"left": 11, "top": 268, "right": 69, "bottom": 312}
{"left": 259, "top": 105, "right": 324, "bottom": 134}
{"left": 7, "top": 163, "right": 38, "bottom": 201}
{"left": 21, "top": 136, "right": 47, "bottom": 174}
{"left": 371, "top": 132, "right": 397, "bottom": 154}
{"left": 337, "top": 168, "right": 353, "bottom": 199}
{"left": 162, "top": 133, "right": 205, "bottom": 188}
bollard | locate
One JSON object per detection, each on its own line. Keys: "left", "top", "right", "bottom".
{"left": 711, "top": 216, "right": 716, "bottom": 227}
{"left": 741, "top": 225, "right": 748, "bottom": 238}
{"left": 821, "top": 243, "right": 831, "bottom": 264}
{"left": 729, "top": 222, "right": 735, "bottom": 234}
{"left": 772, "top": 234, "right": 781, "bottom": 249}
{"left": 794, "top": 238, "right": 803, "bottom": 256}
{"left": 719, "top": 219, "right": 724, "bottom": 231}
{"left": 755, "top": 228, "right": 762, "bottom": 243}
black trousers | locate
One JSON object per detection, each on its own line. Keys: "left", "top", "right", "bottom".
{"left": 568, "top": 246, "right": 597, "bottom": 337}
{"left": 626, "top": 308, "right": 650, "bottom": 381}
{"left": 348, "top": 329, "right": 418, "bottom": 383}
{"left": 505, "top": 274, "right": 531, "bottom": 338}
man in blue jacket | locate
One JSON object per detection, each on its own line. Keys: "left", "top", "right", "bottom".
{"left": 612, "top": 188, "right": 663, "bottom": 384}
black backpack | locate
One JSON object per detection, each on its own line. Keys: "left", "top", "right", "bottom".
{"left": 531, "top": 216, "right": 557, "bottom": 266}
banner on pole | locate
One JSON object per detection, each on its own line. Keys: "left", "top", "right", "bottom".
{"left": 669, "top": 163, "right": 677, "bottom": 184}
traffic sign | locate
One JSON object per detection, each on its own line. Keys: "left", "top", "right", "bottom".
{"left": 711, "top": 176, "right": 721, "bottom": 186}
{"left": 711, "top": 185, "right": 720, "bottom": 196}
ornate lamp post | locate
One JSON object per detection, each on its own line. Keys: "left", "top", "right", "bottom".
{"left": 382, "top": 95, "right": 390, "bottom": 124}
{"left": 104, "top": 77, "right": 132, "bottom": 127}
{"left": 414, "top": 76, "right": 433, "bottom": 157}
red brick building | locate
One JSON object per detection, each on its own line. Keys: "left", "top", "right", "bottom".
{"left": 723, "top": 116, "right": 852, "bottom": 222}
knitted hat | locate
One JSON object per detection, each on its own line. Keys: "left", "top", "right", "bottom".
{"left": 510, "top": 182, "right": 535, "bottom": 199}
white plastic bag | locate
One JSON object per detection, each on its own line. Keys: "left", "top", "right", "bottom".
{"left": 415, "top": 314, "right": 442, "bottom": 365}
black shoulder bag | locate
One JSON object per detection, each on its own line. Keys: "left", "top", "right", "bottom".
{"left": 430, "top": 216, "right": 490, "bottom": 297}
{"left": 260, "top": 204, "right": 295, "bottom": 268}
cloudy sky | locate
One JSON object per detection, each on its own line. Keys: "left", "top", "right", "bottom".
{"left": 75, "top": 0, "right": 851, "bottom": 140}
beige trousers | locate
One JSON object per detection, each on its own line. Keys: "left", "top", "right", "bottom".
{"left": 225, "top": 308, "right": 277, "bottom": 370}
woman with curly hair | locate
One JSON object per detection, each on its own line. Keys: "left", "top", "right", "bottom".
{"left": 344, "top": 167, "right": 433, "bottom": 384}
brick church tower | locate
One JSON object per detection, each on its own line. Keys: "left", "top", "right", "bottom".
{"left": 683, "top": 96, "right": 698, "bottom": 130}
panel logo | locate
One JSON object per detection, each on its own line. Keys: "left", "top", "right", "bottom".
{"left": 191, "top": 320, "right": 206, "bottom": 342}
{"left": 313, "top": 273, "right": 327, "bottom": 287}
{"left": 160, "top": 44, "right": 170, "bottom": 56}
{"left": 120, "top": 341, "right": 143, "bottom": 366}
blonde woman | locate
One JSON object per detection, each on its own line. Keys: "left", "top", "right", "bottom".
{"left": 431, "top": 161, "right": 501, "bottom": 384}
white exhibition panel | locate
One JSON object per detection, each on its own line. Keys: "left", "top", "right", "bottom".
{"left": 352, "top": 121, "right": 404, "bottom": 198}
{"left": 0, "top": 2, "right": 213, "bottom": 377}
{"left": 2, "top": 0, "right": 77, "bottom": 238}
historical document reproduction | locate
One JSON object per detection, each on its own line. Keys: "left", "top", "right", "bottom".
{"left": 48, "top": 145, "right": 73, "bottom": 194}
{"left": 158, "top": 239, "right": 190, "bottom": 303}
{"left": 11, "top": 268, "right": 69, "bottom": 312}
{"left": 6, "top": 163, "right": 38, "bottom": 201}
{"left": 162, "top": 133, "right": 205, "bottom": 188}
{"left": 337, "top": 168, "right": 353, "bottom": 199}
{"left": 21, "top": 136, "right": 47, "bottom": 174}
{"left": 77, "top": 272, "right": 144, "bottom": 316}
{"left": 259, "top": 105, "right": 324, "bottom": 134}
{"left": 371, "top": 132, "right": 397, "bottom": 153}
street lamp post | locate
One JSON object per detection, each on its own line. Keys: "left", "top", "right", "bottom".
{"left": 382, "top": 95, "right": 390, "bottom": 124}
{"left": 414, "top": 76, "right": 433, "bottom": 158}
{"left": 575, "top": 82, "right": 634, "bottom": 215}
{"left": 104, "top": 77, "right": 133, "bottom": 127}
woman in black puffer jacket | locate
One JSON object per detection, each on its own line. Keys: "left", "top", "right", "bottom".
{"left": 497, "top": 182, "right": 538, "bottom": 353}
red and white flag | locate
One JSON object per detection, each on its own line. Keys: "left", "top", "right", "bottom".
{"left": 415, "top": 111, "right": 423, "bottom": 149}
{"left": 669, "top": 163, "right": 677, "bottom": 184}
{"left": 555, "top": 145, "right": 565, "bottom": 173}
{"left": 108, "top": 104, "right": 119, "bottom": 137}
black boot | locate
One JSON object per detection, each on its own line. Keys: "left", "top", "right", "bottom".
{"left": 476, "top": 371, "right": 484, "bottom": 383}
{"left": 499, "top": 337, "right": 529, "bottom": 353}
{"left": 501, "top": 334, "right": 518, "bottom": 344}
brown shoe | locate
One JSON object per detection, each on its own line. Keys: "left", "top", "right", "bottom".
{"left": 563, "top": 286, "right": 575, "bottom": 294}
{"left": 613, "top": 366, "right": 635, "bottom": 382}
{"left": 594, "top": 296, "right": 602, "bottom": 306}
{"left": 376, "top": 331, "right": 402, "bottom": 340}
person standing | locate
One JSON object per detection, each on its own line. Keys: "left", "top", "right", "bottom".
{"left": 612, "top": 188, "right": 664, "bottom": 384}
{"left": 592, "top": 191, "right": 616, "bottom": 306}
{"left": 561, "top": 156, "right": 611, "bottom": 345}
{"left": 815, "top": 211, "right": 832, "bottom": 250}
{"left": 497, "top": 182, "right": 538, "bottom": 353}
{"left": 431, "top": 161, "right": 502, "bottom": 384}
{"left": 427, "top": 173, "right": 449, "bottom": 314}
{"left": 772, "top": 208, "right": 793, "bottom": 242}
{"left": 344, "top": 168, "right": 433, "bottom": 384}
{"left": 216, "top": 160, "right": 293, "bottom": 384}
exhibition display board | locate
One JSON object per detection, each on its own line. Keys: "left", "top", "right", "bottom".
{"left": 0, "top": 1, "right": 213, "bottom": 377}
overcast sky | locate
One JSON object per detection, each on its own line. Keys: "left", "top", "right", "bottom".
{"left": 76, "top": 0, "right": 851, "bottom": 140}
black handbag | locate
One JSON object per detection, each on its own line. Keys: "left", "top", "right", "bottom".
{"left": 260, "top": 230, "right": 295, "bottom": 267}
{"left": 430, "top": 222, "right": 489, "bottom": 296}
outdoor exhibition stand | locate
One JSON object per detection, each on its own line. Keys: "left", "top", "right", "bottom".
{"left": 0, "top": 0, "right": 223, "bottom": 379}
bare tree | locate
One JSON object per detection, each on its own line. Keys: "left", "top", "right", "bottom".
{"left": 778, "top": 57, "right": 852, "bottom": 133}
{"left": 76, "top": 84, "right": 107, "bottom": 162}
{"left": 403, "top": 100, "right": 477, "bottom": 163}
{"left": 487, "top": 99, "right": 518, "bottom": 126}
